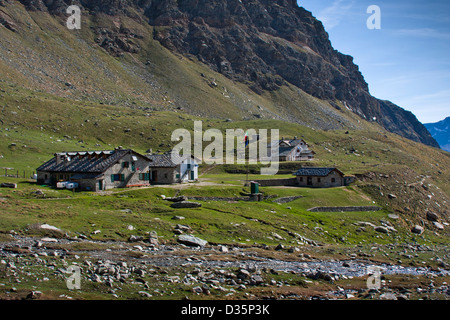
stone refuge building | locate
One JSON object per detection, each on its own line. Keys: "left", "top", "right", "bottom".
{"left": 269, "top": 137, "right": 315, "bottom": 161}
{"left": 36, "top": 148, "right": 199, "bottom": 191}
{"left": 146, "top": 151, "right": 199, "bottom": 184}
{"left": 294, "top": 167, "right": 345, "bottom": 188}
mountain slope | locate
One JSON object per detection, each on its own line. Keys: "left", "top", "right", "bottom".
{"left": 0, "top": 0, "right": 438, "bottom": 148}
{"left": 425, "top": 117, "right": 450, "bottom": 152}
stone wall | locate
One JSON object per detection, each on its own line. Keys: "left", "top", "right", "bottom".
{"left": 307, "top": 206, "right": 382, "bottom": 212}
{"left": 252, "top": 178, "right": 297, "bottom": 187}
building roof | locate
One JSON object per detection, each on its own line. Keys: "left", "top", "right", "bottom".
{"left": 147, "top": 152, "right": 198, "bottom": 168}
{"left": 36, "top": 149, "right": 140, "bottom": 173}
{"left": 294, "top": 167, "right": 343, "bottom": 177}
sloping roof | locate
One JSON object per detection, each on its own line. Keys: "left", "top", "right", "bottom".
{"left": 294, "top": 168, "right": 343, "bottom": 177}
{"left": 147, "top": 152, "right": 198, "bottom": 168}
{"left": 278, "top": 146, "right": 296, "bottom": 157}
{"left": 289, "top": 139, "right": 306, "bottom": 146}
{"left": 36, "top": 149, "right": 135, "bottom": 173}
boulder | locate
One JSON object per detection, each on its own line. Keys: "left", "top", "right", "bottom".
{"left": 250, "top": 275, "right": 264, "bottom": 285}
{"left": 1, "top": 183, "right": 17, "bottom": 189}
{"left": 426, "top": 211, "right": 439, "bottom": 222}
{"left": 432, "top": 222, "right": 444, "bottom": 230}
{"left": 218, "top": 245, "right": 228, "bottom": 253}
{"left": 175, "top": 224, "right": 192, "bottom": 233}
{"left": 128, "top": 235, "right": 144, "bottom": 242}
{"left": 375, "top": 226, "right": 389, "bottom": 234}
{"left": 237, "top": 269, "right": 250, "bottom": 280}
{"left": 170, "top": 201, "right": 202, "bottom": 209}
{"left": 177, "top": 234, "right": 208, "bottom": 247}
{"left": 165, "top": 196, "right": 187, "bottom": 202}
{"left": 411, "top": 225, "right": 424, "bottom": 235}
{"left": 148, "top": 231, "right": 159, "bottom": 245}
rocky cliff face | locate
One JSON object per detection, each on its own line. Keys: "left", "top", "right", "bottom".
{"left": 12, "top": 0, "right": 439, "bottom": 147}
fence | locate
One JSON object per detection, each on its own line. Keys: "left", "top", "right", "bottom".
{"left": 1, "top": 168, "right": 36, "bottom": 179}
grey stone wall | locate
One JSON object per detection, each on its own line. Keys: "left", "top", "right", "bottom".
{"left": 307, "top": 206, "right": 382, "bottom": 212}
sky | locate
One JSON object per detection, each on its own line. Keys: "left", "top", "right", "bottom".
{"left": 298, "top": 0, "right": 450, "bottom": 124}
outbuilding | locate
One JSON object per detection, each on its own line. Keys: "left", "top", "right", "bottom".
{"left": 294, "top": 167, "right": 345, "bottom": 188}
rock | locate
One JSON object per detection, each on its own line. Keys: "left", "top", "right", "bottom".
{"left": 380, "top": 293, "right": 397, "bottom": 300}
{"left": 172, "top": 216, "right": 185, "bottom": 220}
{"left": 91, "top": 274, "right": 102, "bottom": 283}
{"left": 411, "top": 225, "right": 424, "bottom": 235}
{"left": 138, "top": 291, "right": 152, "bottom": 298}
{"left": 175, "top": 224, "right": 192, "bottom": 233}
{"left": 192, "top": 286, "right": 203, "bottom": 294}
{"left": 308, "top": 271, "right": 333, "bottom": 282}
{"left": 432, "top": 222, "right": 444, "bottom": 230}
{"left": 388, "top": 194, "right": 397, "bottom": 199}
{"left": 250, "top": 275, "right": 264, "bottom": 285}
{"left": 165, "top": 196, "right": 187, "bottom": 202}
{"left": 177, "top": 235, "right": 208, "bottom": 247}
{"left": 26, "top": 291, "right": 43, "bottom": 300}
{"left": 148, "top": 231, "right": 159, "bottom": 246}
{"left": 375, "top": 226, "right": 389, "bottom": 234}
{"left": 128, "top": 235, "right": 144, "bottom": 242}
{"left": 272, "top": 232, "right": 285, "bottom": 240}
{"left": 426, "top": 212, "right": 439, "bottom": 222}
{"left": 39, "top": 224, "right": 61, "bottom": 231}
{"left": 170, "top": 201, "right": 202, "bottom": 209}
{"left": 237, "top": 269, "right": 251, "bottom": 280}
{"left": 218, "top": 245, "right": 228, "bottom": 253}
{"left": 134, "top": 268, "right": 146, "bottom": 277}
{"left": 40, "top": 237, "right": 58, "bottom": 243}
{"left": 343, "top": 262, "right": 351, "bottom": 268}
{"left": 0, "top": 183, "right": 17, "bottom": 189}
{"left": 275, "top": 244, "right": 284, "bottom": 251}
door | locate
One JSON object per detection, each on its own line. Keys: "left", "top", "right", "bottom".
{"left": 98, "top": 180, "right": 103, "bottom": 191}
{"left": 152, "top": 170, "right": 158, "bottom": 183}
{"left": 307, "top": 177, "right": 313, "bottom": 186}
{"left": 190, "top": 170, "right": 195, "bottom": 181}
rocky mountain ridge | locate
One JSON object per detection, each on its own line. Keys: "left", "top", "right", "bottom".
{"left": 425, "top": 117, "right": 450, "bottom": 152}
{"left": 1, "top": 0, "right": 439, "bottom": 147}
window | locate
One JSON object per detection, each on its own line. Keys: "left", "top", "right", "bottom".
{"left": 122, "top": 162, "right": 129, "bottom": 168}
{"left": 317, "top": 178, "right": 321, "bottom": 183}
{"left": 111, "top": 174, "right": 125, "bottom": 182}
{"left": 139, "top": 173, "right": 150, "bottom": 181}
{"left": 331, "top": 178, "right": 336, "bottom": 183}
{"left": 299, "top": 177, "right": 303, "bottom": 182}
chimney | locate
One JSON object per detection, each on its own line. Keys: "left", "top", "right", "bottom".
{"left": 55, "top": 153, "right": 63, "bottom": 165}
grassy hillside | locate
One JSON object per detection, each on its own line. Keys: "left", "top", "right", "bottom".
{"left": 0, "top": 1, "right": 448, "bottom": 246}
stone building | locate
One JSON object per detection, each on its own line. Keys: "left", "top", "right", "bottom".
{"left": 37, "top": 148, "right": 200, "bottom": 191}
{"left": 294, "top": 167, "right": 345, "bottom": 188}
{"left": 147, "top": 151, "right": 199, "bottom": 184}
{"left": 36, "top": 148, "right": 152, "bottom": 191}
{"left": 269, "top": 137, "right": 315, "bottom": 161}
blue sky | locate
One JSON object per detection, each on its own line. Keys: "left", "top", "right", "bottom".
{"left": 298, "top": 0, "right": 450, "bottom": 124}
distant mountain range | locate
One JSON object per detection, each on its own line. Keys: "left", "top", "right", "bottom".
{"left": 425, "top": 117, "right": 450, "bottom": 152}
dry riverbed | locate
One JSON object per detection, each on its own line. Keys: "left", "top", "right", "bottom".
{"left": 0, "top": 233, "right": 449, "bottom": 300}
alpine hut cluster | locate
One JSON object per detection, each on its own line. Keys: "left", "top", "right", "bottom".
{"left": 36, "top": 148, "right": 199, "bottom": 192}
